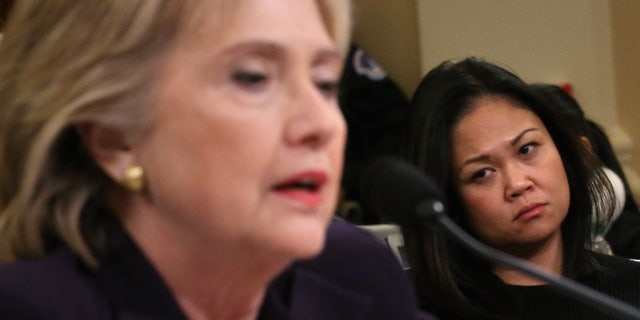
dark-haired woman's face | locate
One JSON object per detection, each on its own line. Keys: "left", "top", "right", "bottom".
{"left": 451, "top": 96, "right": 570, "bottom": 255}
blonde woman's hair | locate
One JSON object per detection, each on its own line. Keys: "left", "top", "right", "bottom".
{"left": 0, "top": 0, "right": 351, "bottom": 268}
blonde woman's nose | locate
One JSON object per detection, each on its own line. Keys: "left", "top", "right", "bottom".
{"left": 284, "top": 80, "right": 345, "bottom": 149}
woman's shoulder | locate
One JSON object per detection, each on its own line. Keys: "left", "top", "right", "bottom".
{"left": 273, "top": 217, "right": 432, "bottom": 319}
{"left": 0, "top": 248, "right": 82, "bottom": 289}
{"left": 325, "top": 217, "right": 387, "bottom": 248}
{"left": 0, "top": 248, "right": 110, "bottom": 319}
{"left": 593, "top": 253, "right": 640, "bottom": 285}
{"left": 322, "top": 217, "right": 404, "bottom": 266}
{"left": 586, "top": 253, "right": 640, "bottom": 305}
{"left": 594, "top": 253, "right": 640, "bottom": 275}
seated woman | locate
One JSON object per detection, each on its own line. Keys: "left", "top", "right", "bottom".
{"left": 0, "top": 1, "right": 431, "bottom": 319}
{"left": 402, "top": 57, "right": 640, "bottom": 319}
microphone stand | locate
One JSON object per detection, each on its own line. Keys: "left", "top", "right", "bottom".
{"left": 418, "top": 200, "right": 640, "bottom": 320}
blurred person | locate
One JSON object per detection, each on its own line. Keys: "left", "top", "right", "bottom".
{"left": 401, "top": 57, "right": 640, "bottom": 319}
{"left": 0, "top": 0, "right": 15, "bottom": 31}
{"left": 0, "top": 1, "right": 431, "bottom": 319}
{"left": 0, "top": 0, "right": 16, "bottom": 42}
{"left": 532, "top": 83, "right": 640, "bottom": 258}
{"left": 336, "top": 43, "right": 411, "bottom": 225}
{"left": 586, "top": 119, "right": 640, "bottom": 258}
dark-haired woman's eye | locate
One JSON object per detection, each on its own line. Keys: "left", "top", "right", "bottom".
{"left": 518, "top": 142, "right": 538, "bottom": 156}
{"left": 471, "top": 168, "right": 491, "bottom": 181}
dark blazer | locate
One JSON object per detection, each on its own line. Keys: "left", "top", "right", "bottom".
{"left": 0, "top": 218, "right": 434, "bottom": 319}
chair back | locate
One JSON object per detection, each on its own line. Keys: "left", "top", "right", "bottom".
{"left": 359, "top": 224, "right": 410, "bottom": 269}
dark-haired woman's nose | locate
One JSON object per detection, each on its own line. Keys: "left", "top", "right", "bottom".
{"left": 504, "top": 167, "right": 533, "bottom": 200}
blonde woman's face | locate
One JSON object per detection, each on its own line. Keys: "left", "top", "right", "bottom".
{"left": 451, "top": 97, "right": 570, "bottom": 256}
{"left": 135, "top": 0, "right": 346, "bottom": 260}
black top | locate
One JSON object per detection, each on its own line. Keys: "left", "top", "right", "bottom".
{"left": 508, "top": 254, "right": 640, "bottom": 319}
{"left": 608, "top": 209, "right": 640, "bottom": 259}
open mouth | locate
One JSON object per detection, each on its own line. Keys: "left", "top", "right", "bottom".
{"left": 274, "top": 178, "right": 321, "bottom": 192}
{"left": 272, "top": 172, "right": 327, "bottom": 207}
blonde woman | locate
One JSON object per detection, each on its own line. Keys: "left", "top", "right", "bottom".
{"left": 0, "top": 1, "right": 431, "bottom": 319}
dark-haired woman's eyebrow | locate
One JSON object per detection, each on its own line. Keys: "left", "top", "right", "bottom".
{"left": 510, "top": 128, "right": 539, "bottom": 146}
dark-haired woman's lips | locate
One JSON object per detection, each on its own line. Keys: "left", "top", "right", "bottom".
{"left": 514, "top": 203, "right": 546, "bottom": 221}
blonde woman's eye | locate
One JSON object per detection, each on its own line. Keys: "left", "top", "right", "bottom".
{"left": 232, "top": 71, "right": 268, "bottom": 90}
{"left": 316, "top": 80, "right": 339, "bottom": 98}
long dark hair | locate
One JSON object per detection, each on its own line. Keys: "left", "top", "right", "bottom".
{"left": 403, "top": 58, "right": 612, "bottom": 318}
{"left": 531, "top": 83, "right": 639, "bottom": 214}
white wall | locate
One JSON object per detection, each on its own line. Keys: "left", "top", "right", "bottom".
{"left": 417, "top": 0, "right": 615, "bottom": 124}
{"left": 351, "top": 0, "right": 421, "bottom": 98}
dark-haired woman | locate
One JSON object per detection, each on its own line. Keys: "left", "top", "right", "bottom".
{"left": 403, "top": 57, "right": 640, "bottom": 319}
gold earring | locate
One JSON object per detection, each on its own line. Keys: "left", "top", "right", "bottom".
{"left": 122, "top": 165, "right": 145, "bottom": 192}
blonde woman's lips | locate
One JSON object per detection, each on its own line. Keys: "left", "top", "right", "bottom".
{"left": 272, "top": 171, "right": 327, "bottom": 208}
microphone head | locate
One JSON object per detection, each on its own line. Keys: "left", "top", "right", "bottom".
{"left": 359, "top": 156, "right": 445, "bottom": 228}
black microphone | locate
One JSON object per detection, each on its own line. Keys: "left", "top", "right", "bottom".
{"left": 359, "top": 156, "right": 446, "bottom": 228}
{"left": 360, "top": 156, "right": 640, "bottom": 320}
